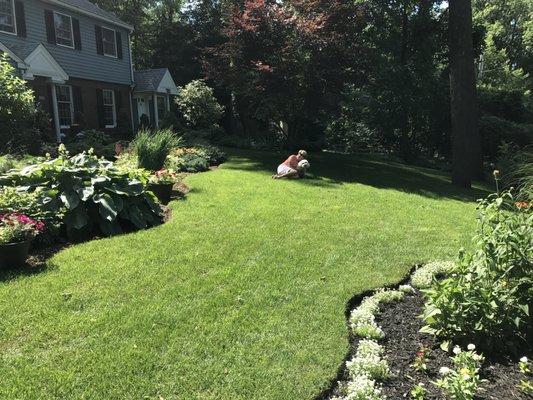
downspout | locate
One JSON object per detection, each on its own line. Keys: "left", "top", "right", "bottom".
{"left": 128, "top": 30, "right": 136, "bottom": 133}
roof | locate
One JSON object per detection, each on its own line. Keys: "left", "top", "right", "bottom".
{"left": 44, "top": 0, "right": 132, "bottom": 30}
{"left": 134, "top": 69, "right": 170, "bottom": 92}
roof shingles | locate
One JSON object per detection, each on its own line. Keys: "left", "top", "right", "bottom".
{"left": 133, "top": 69, "right": 169, "bottom": 92}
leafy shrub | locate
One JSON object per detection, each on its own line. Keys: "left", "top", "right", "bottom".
{"left": 421, "top": 192, "right": 532, "bottom": 350}
{"left": 133, "top": 129, "right": 180, "bottom": 171}
{"left": 0, "top": 55, "right": 45, "bottom": 154}
{"left": 168, "top": 153, "right": 209, "bottom": 173}
{"left": 176, "top": 80, "right": 224, "bottom": 129}
{"left": 0, "top": 147, "right": 164, "bottom": 240}
{"left": 160, "top": 111, "right": 184, "bottom": 132}
{"left": 0, "top": 213, "right": 44, "bottom": 244}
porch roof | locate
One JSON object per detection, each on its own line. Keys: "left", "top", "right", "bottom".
{"left": 133, "top": 68, "right": 178, "bottom": 95}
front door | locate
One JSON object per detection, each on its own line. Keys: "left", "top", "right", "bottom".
{"left": 136, "top": 97, "right": 149, "bottom": 124}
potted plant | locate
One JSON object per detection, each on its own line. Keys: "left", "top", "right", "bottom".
{"left": 149, "top": 169, "right": 178, "bottom": 204}
{"left": 0, "top": 213, "right": 44, "bottom": 268}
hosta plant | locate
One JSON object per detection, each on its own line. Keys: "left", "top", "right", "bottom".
{"left": 0, "top": 147, "right": 164, "bottom": 239}
{"left": 421, "top": 192, "right": 532, "bottom": 350}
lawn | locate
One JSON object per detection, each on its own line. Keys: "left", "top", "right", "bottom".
{"left": 0, "top": 149, "right": 487, "bottom": 400}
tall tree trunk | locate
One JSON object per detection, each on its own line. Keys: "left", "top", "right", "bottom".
{"left": 449, "top": 0, "right": 482, "bottom": 188}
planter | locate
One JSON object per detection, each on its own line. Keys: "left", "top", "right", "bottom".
{"left": 149, "top": 183, "right": 174, "bottom": 204}
{"left": 0, "top": 239, "right": 32, "bottom": 269}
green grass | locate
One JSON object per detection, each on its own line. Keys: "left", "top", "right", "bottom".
{"left": 0, "top": 149, "right": 488, "bottom": 399}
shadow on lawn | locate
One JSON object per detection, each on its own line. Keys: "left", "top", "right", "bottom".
{"left": 224, "top": 149, "right": 490, "bottom": 202}
{"left": 0, "top": 244, "right": 64, "bottom": 283}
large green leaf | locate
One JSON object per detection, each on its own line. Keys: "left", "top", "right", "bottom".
{"left": 93, "top": 193, "right": 119, "bottom": 222}
{"left": 60, "top": 190, "right": 80, "bottom": 210}
{"left": 65, "top": 205, "right": 89, "bottom": 230}
{"left": 75, "top": 185, "right": 95, "bottom": 201}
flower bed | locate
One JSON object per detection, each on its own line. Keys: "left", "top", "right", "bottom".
{"left": 324, "top": 263, "right": 533, "bottom": 400}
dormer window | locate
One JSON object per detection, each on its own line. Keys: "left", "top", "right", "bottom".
{"left": 0, "top": 0, "right": 15, "bottom": 34}
{"left": 54, "top": 12, "right": 74, "bottom": 48}
{"left": 102, "top": 27, "right": 117, "bottom": 57}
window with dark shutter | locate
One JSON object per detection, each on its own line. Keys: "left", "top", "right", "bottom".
{"left": 73, "top": 18, "right": 82, "bottom": 50}
{"left": 14, "top": 1, "right": 25, "bottom": 37}
{"left": 44, "top": 10, "right": 56, "bottom": 44}
{"left": 95, "top": 25, "right": 104, "bottom": 55}
{"left": 115, "top": 90, "right": 122, "bottom": 112}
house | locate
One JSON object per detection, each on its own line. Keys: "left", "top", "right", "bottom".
{"left": 0, "top": 0, "right": 178, "bottom": 141}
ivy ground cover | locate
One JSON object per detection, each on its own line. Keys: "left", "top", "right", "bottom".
{"left": 0, "top": 149, "right": 486, "bottom": 399}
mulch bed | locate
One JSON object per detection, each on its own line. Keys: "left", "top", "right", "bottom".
{"left": 378, "top": 290, "right": 533, "bottom": 400}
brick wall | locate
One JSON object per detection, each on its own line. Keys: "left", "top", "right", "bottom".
{"left": 27, "top": 77, "right": 133, "bottom": 138}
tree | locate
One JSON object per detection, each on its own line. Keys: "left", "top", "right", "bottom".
{"left": 449, "top": 0, "right": 482, "bottom": 188}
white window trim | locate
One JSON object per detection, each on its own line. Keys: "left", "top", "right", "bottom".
{"left": 0, "top": 0, "right": 17, "bottom": 36}
{"left": 101, "top": 26, "right": 117, "bottom": 58}
{"left": 103, "top": 89, "right": 117, "bottom": 128}
{"left": 56, "top": 84, "right": 74, "bottom": 129}
{"left": 54, "top": 11, "right": 74, "bottom": 49}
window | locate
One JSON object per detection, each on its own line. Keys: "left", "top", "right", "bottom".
{"left": 103, "top": 89, "right": 116, "bottom": 128}
{"left": 56, "top": 85, "right": 73, "bottom": 128}
{"left": 157, "top": 96, "right": 167, "bottom": 118}
{"left": 102, "top": 27, "right": 117, "bottom": 57}
{"left": 54, "top": 12, "right": 73, "bottom": 48}
{"left": 0, "top": 0, "right": 15, "bottom": 34}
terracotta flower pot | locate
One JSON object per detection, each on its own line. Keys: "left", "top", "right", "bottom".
{"left": 149, "top": 183, "right": 174, "bottom": 204}
{"left": 0, "top": 239, "right": 32, "bottom": 269}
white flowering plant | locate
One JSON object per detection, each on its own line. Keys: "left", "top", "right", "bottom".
{"left": 347, "top": 340, "right": 390, "bottom": 381}
{"left": 435, "top": 345, "right": 485, "bottom": 400}
{"left": 411, "top": 261, "right": 455, "bottom": 289}
{"left": 336, "top": 374, "right": 383, "bottom": 400}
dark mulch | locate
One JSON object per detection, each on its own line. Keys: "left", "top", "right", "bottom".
{"left": 378, "top": 290, "right": 533, "bottom": 400}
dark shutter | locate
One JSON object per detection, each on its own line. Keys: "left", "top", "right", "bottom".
{"left": 115, "top": 90, "right": 122, "bottom": 112}
{"left": 95, "top": 26, "right": 103, "bottom": 55}
{"left": 44, "top": 10, "right": 56, "bottom": 44}
{"left": 73, "top": 19, "right": 82, "bottom": 50}
{"left": 116, "top": 31, "right": 123, "bottom": 59}
{"left": 48, "top": 85, "right": 57, "bottom": 135}
{"left": 73, "top": 86, "right": 83, "bottom": 115}
{"left": 96, "top": 89, "right": 105, "bottom": 128}
{"left": 15, "top": 1, "right": 26, "bottom": 37}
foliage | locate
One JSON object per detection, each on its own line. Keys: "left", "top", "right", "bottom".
{"left": 479, "top": 116, "right": 533, "bottom": 161}
{"left": 0, "top": 213, "right": 44, "bottom": 244}
{"left": 176, "top": 80, "right": 224, "bottom": 129}
{"left": 150, "top": 169, "right": 179, "bottom": 184}
{"left": 65, "top": 130, "right": 118, "bottom": 159}
{"left": 497, "top": 144, "right": 533, "bottom": 201}
{"left": 133, "top": 129, "right": 180, "bottom": 171}
{"left": 0, "top": 55, "right": 45, "bottom": 155}
{"left": 421, "top": 192, "right": 533, "bottom": 349}
{"left": 435, "top": 345, "right": 485, "bottom": 400}
{"left": 159, "top": 110, "right": 184, "bottom": 132}
{"left": 410, "top": 383, "right": 427, "bottom": 400}
{"left": 165, "top": 145, "right": 226, "bottom": 173}
{"left": 412, "top": 344, "right": 431, "bottom": 372}
{"left": 0, "top": 147, "right": 163, "bottom": 240}
{"left": 411, "top": 261, "right": 456, "bottom": 289}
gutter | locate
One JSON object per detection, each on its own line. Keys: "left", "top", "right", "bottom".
{"left": 41, "top": 0, "right": 134, "bottom": 31}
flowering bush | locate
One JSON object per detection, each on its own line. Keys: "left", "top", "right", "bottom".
{"left": 410, "top": 383, "right": 427, "bottom": 400}
{"left": 0, "top": 213, "right": 44, "bottom": 244}
{"left": 150, "top": 169, "right": 179, "bottom": 184}
{"left": 435, "top": 345, "right": 485, "bottom": 400}
{"left": 421, "top": 192, "right": 533, "bottom": 350}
